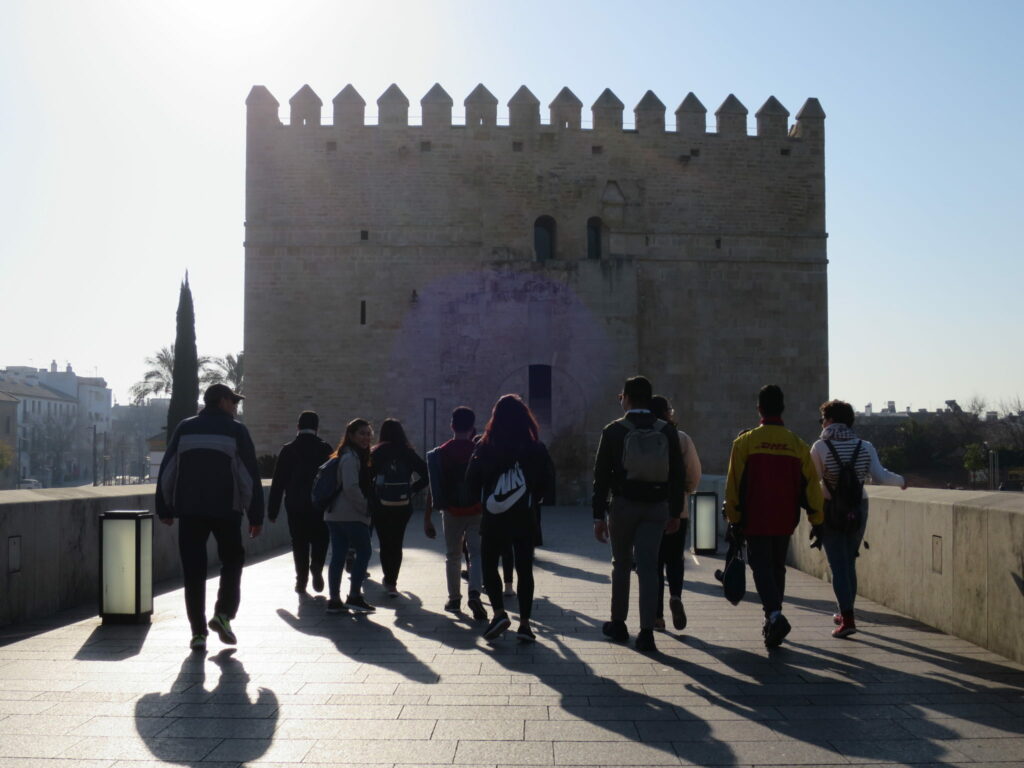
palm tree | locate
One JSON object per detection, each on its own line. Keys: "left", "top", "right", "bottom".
{"left": 131, "top": 344, "right": 213, "bottom": 405}
{"left": 130, "top": 345, "right": 175, "bottom": 405}
{"left": 203, "top": 352, "right": 244, "bottom": 394}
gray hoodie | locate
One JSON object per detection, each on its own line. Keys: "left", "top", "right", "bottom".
{"left": 324, "top": 447, "right": 370, "bottom": 524}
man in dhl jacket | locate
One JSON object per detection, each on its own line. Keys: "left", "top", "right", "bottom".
{"left": 725, "top": 384, "right": 824, "bottom": 648}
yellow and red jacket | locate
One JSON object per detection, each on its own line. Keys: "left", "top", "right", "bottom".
{"left": 725, "top": 418, "right": 823, "bottom": 536}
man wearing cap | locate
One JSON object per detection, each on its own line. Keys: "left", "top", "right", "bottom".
{"left": 268, "top": 411, "right": 333, "bottom": 595}
{"left": 156, "top": 383, "right": 264, "bottom": 651}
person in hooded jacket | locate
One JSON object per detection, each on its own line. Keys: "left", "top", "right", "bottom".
{"left": 369, "top": 419, "right": 428, "bottom": 597}
{"left": 268, "top": 410, "right": 333, "bottom": 595}
{"left": 466, "top": 394, "right": 555, "bottom": 643}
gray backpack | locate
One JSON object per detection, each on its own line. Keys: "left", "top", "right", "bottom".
{"left": 619, "top": 417, "right": 670, "bottom": 483}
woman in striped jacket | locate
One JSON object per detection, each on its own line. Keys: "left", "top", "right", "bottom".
{"left": 810, "top": 400, "right": 906, "bottom": 638}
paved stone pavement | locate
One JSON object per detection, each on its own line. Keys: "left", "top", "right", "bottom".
{"left": 1, "top": 507, "right": 1023, "bottom": 767}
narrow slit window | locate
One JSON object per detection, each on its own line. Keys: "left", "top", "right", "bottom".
{"left": 587, "top": 217, "right": 603, "bottom": 260}
{"left": 534, "top": 216, "right": 556, "bottom": 261}
{"left": 360, "top": 300, "right": 366, "bottom": 325}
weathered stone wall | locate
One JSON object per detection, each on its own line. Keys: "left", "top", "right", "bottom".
{"left": 244, "top": 85, "right": 828, "bottom": 491}
{"left": 790, "top": 487, "right": 1024, "bottom": 666}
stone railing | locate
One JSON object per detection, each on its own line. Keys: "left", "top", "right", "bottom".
{"left": 789, "top": 487, "right": 1024, "bottom": 665}
{"left": 0, "top": 482, "right": 288, "bottom": 625}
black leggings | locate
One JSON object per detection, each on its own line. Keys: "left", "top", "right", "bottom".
{"left": 481, "top": 534, "right": 534, "bottom": 622}
{"left": 372, "top": 505, "right": 413, "bottom": 585}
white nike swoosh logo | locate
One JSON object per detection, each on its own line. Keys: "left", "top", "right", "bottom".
{"left": 487, "top": 485, "right": 526, "bottom": 514}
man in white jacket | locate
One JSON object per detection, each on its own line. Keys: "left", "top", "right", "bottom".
{"left": 810, "top": 400, "right": 906, "bottom": 638}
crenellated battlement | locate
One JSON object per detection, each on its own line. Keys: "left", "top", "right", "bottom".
{"left": 247, "top": 83, "right": 824, "bottom": 139}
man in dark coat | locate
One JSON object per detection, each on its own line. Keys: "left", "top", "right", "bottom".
{"left": 268, "top": 411, "right": 333, "bottom": 595}
{"left": 157, "top": 383, "right": 264, "bottom": 651}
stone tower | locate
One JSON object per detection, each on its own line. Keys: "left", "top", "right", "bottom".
{"left": 244, "top": 83, "right": 828, "bottom": 501}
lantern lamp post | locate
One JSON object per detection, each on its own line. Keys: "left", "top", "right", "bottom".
{"left": 98, "top": 510, "right": 153, "bottom": 624}
{"left": 690, "top": 491, "right": 719, "bottom": 555}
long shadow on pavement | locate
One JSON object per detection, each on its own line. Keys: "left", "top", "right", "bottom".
{"left": 134, "top": 648, "right": 279, "bottom": 766}
{"left": 394, "top": 592, "right": 737, "bottom": 766}
{"left": 276, "top": 595, "right": 437, "bottom": 682}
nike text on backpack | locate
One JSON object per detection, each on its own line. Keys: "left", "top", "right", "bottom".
{"left": 620, "top": 417, "right": 670, "bottom": 483}
{"left": 824, "top": 439, "right": 864, "bottom": 533}
{"left": 311, "top": 456, "right": 343, "bottom": 515}
{"left": 376, "top": 456, "right": 412, "bottom": 506}
{"left": 486, "top": 461, "right": 530, "bottom": 515}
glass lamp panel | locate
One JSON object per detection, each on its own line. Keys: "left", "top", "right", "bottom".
{"left": 102, "top": 519, "right": 137, "bottom": 614}
{"left": 694, "top": 495, "right": 717, "bottom": 551}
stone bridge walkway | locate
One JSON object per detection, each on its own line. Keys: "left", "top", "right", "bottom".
{"left": 1, "top": 508, "right": 1022, "bottom": 767}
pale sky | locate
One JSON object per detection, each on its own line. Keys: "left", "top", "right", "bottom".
{"left": 1, "top": 1, "right": 1021, "bottom": 413}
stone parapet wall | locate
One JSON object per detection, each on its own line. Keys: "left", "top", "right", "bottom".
{"left": 0, "top": 482, "right": 287, "bottom": 626}
{"left": 789, "top": 487, "right": 1024, "bottom": 665}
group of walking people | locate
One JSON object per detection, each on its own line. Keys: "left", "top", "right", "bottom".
{"left": 265, "top": 393, "right": 555, "bottom": 644}
{"left": 155, "top": 377, "right": 904, "bottom": 655}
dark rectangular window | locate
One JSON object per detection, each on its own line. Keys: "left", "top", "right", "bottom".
{"left": 360, "top": 300, "right": 366, "bottom": 325}
{"left": 591, "top": 145, "right": 603, "bottom": 155}
{"left": 512, "top": 141, "right": 523, "bottom": 152}
{"left": 420, "top": 141, "right": 431, "bottom": 152}
{"left": 529, "top": 364, "right": 552, "bottom": 425}
{"left": 326, "top": 141, "right": 337, "bottom": 152}
{"left": 360, "top": 230, "right": 369, "bottom": 241}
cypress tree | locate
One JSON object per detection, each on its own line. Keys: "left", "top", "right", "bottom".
{"left": 166, "top": 273, "right": 200, "bottom": 442}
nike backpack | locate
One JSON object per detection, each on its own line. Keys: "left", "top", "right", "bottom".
{"left": 485, "top": 460, "right": 531, "bottom": 515}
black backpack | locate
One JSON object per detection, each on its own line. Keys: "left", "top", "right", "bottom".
{"left": 376, "top": 455, "right": 412, "bottom": 507}
{"left": 484, "top": 460, "right": 532, "bottom": 516}
{"left": 824, "top": 440, "right": 864, "bottom": 533}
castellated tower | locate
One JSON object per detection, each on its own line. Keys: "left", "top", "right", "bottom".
{"left": 244, "top": 83, "right": 827, "bottom": 501}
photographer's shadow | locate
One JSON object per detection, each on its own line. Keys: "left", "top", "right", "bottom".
{"left": 134, "top": 648, "right": 278, "bottom": 767}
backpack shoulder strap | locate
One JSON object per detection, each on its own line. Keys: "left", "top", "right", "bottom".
{"left": 850, "top": 440, "right": 863, "bottom": 464}
{"left": 824, "top": 439, "right": 847, "bottom": 467}
{"left": 616, "top": 416, "right": 636, "bottom": 433}
{"left": 651, "top": 418, "right": 667, "bottom": 432}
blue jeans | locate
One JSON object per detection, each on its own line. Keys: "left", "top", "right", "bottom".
{"left": 821, "top": 502, "right": 868, "bottom": 612}
{"left": 326, "top": 521, "right": 371, "bottom": 599}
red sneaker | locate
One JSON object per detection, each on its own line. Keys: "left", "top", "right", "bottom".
{"left": 832, "top": 611, "right": 857, "bottom": 638}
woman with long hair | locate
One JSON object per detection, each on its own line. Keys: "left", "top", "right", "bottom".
{"left": 370, "top": 418, "right": 428, "bottom": 597}
{"left": 649, "top": 396, "right": 702, "bottom": 632}
{"left": 324, "top": 418, "right": 376, "bottom": 615}
{"left": 466, "top": 394, "right": 555, "bottom": 642}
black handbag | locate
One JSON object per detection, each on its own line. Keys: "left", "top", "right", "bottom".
{"left": 716, "top": 539, "right": 747, "bottom": 606}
